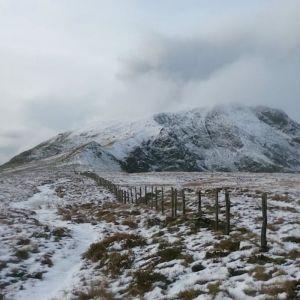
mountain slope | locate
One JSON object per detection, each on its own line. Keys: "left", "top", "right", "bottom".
{"left": 2, "top": 105, "right": 300, "bottom": 172}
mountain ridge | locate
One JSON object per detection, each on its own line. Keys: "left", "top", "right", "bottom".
{"left": 2, "top": 104, "right": 300, "bottom": 172}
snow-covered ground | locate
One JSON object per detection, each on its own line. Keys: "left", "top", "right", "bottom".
{"left": 0, "top": 164, "right": 299, "bottom": 299}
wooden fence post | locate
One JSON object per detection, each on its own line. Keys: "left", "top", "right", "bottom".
{"left": 123, "top": 191, "right": 127, "bottom": 204}
{"left": 215, "top": 189, "right": 219, "bottom": 231}
{"left": 140, "top": 187, "right": 142, "bottom": 203}
{"left": 174, "top": 189, "right": 178, "bottom": 217}
{"left": 155, "top": 187, "right": 158, "bottom": 211}
{"left": 161, "top": 187, "right": 164, "bottom": 214}
{"left": 151, "top": 186, "right": 154, "bottom": 209}
{"left": 225, "top": 190, "right": 230, "bottom": 235}
{"left": 182, "top": 189, "right": 186, "bottom": 216}
{"left": 135, "top": 187, "right": 137, "bottom": 203}
{"left": 130, "top": 188, "right": 133, "bottom": 203}
{"left": 261, "top": 193, "right": 268, "bottom": 252}
{"left": 171, "top": 188, "right": 174, "bottom": 218}
{"left": 198, "top": 190, "right": 202, "bottom": 216}
{"left": 145, "top": 186, "right": 148, "bottom": 205}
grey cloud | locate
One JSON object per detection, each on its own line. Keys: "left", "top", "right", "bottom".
{"left": 118, "top": 1, "right": 300, "bottom": 121}
{"left": 121, "top": 35, "right": 251, "bottom": 82}
{"left": 25, "top": 95, "right": 99, "bottom": 130}
{"left": 0, "top": 131, "right": 24, "bottom": 140}
{"left": 1, "top": 0, "right": 300, "bottom": 164}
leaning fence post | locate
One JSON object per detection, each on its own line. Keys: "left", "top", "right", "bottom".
{"left": 225, "top": 190, "right": 230, "bottom": 235}
{"left": 261, "top": 193, "right": 268, "bottom": 252}
{"left": 215, "top": 189, "right": 219, "bottom": 231}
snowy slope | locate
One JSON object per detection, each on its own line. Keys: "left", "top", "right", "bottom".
{"left": 2, "top": 104, "right": 300, "bottom": 172}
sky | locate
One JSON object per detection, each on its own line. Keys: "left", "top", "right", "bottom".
{"left": 0, "top": 0, "right": 300, "bottom": 163}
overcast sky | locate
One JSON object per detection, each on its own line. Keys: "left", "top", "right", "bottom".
{"left": 0, "top": 0, "right": 300, "bottom": 163}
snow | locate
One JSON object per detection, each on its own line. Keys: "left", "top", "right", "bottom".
{"left": 1, "top": 163, "right": 300, "bottom": 299}
{"left": 71, "top": 116, "right": 163, "bottom": 160}
{"left": 11, "top": 185, "right": 99, "bottom": 300}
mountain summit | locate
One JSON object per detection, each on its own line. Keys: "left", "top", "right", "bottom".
{"left": 3, "top": 105, "right": 300, "bottom": 172}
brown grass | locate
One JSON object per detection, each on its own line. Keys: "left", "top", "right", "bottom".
{"left": 177, "top": 289, "right": 204, "bottom": 299}
{"left": 95, "top": 210, "right": 116, "bottom": 223}
{"left": 128, "top": 269, "right": 168, "bottom": 296}
{"left": 122, "top": 218, "right": 138, "bottom": 229}
{"left": 40, "top": 254, "right": 53, "bottom": 267}
{"left": 84, "top": 233, "right": 146, "bottom": 262}
{"left": 271, "top": 194, "right": 288, "bottom": 201}
{"left": 250, "top": 266, "right": 272, "bottom": 281}
{"left": 247, "top": 254, "right": 286, "bottom": 265}
{"left": 206, "top": 239, "right": 240, "bottom": 259}
{"left": 260, "top": 280, "right": 299, "bottom": 299}
{"left": 207, "top": 281, "right": 221, "bottom": 296}
{"left": 15, "top": 249, "right": 29, "bottom": 260}
{"left": 75, "top": 284, "right": 115, "bottom": 300}
{"left": 105, "top": 252, "right": 133, "bottom": 277}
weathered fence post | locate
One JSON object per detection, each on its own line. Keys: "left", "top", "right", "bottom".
{"left": 198, "top": 190, "right": 202, "bottom": 216}
{"left": 261, "top": 193, "right": 268, "bottom": 252}
{"left": 145, "top": 186, "right": 148, "bottom": 205}
{"left": 155, "top": 187, "right": 158, "bottom": 211}
{"left": 135, "top": 187, "right": 137, "bottom": 203}
{"left": 174, "top": 189, "right": 178, "bottom": 217}
{"left": 123, "top": 190, "right": 127, "bottom": 204}
{"left": 225, "top": 190, "right": 230, "bottom": 235}
{"left": 171, "top": 188, "right": 174, "bottom": 218}
{"left": 130, "top": 188, "right": 133, "bottom": 203}
{"left": 118, "top": 188, "right": 123, "bottom": 203}
{"left": 161, "top": 187, "right": 164, "bottom": 214}
{"left": 151, "top": 186, "right": 154, "bottom": 209}
{"left": 139, "top": 187, "right": 142, "bottom": 203}
{"left": 215, "top": 189, "right": 219, "bottom": 231}
{"left": 182, "top": 189, "right": 186, "bottom": 216}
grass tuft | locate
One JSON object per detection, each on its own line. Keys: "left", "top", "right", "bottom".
{"left": 15, "top": 249, "right": 29, "bottom": 260}
{"left": 177, "top": 288, "right": 204, "bottom": 300}
{"left": 128, "top": 269, "right": 168, "bottom": 296}
{"left": 251, "top": 266, "right": 272, "bottom": 281}
{"left": 105, "top": 252, "right": 133, "bottom": 277}
{"left": 84, "top": 233, "right": 146, "bottom": 263}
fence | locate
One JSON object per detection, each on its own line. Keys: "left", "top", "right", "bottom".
{"left": 81, "top": 171, "right": 268, "bottom": 252}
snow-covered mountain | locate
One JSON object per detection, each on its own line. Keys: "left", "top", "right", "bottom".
{"left": 3, "top": 104, "right": 300, "bottom": 172}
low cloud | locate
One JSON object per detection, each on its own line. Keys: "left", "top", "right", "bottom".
{"left": 0, "top": 0, "right": 300, "bottom": 164}
{"left": 119, "top": 1, "right": 300, "bottom": 119}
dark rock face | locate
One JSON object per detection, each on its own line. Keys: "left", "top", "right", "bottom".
{"left": 255, "top": 106, "right": 300, "bottom": 141}
{"left": 2, "top": 105, "right": 300, "bottom": 173}
{"left": 122, "top": 106, "right": 300, "bottom": 173}
{"left": 122, "top": 133, "right": 200, "bottom": 172}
